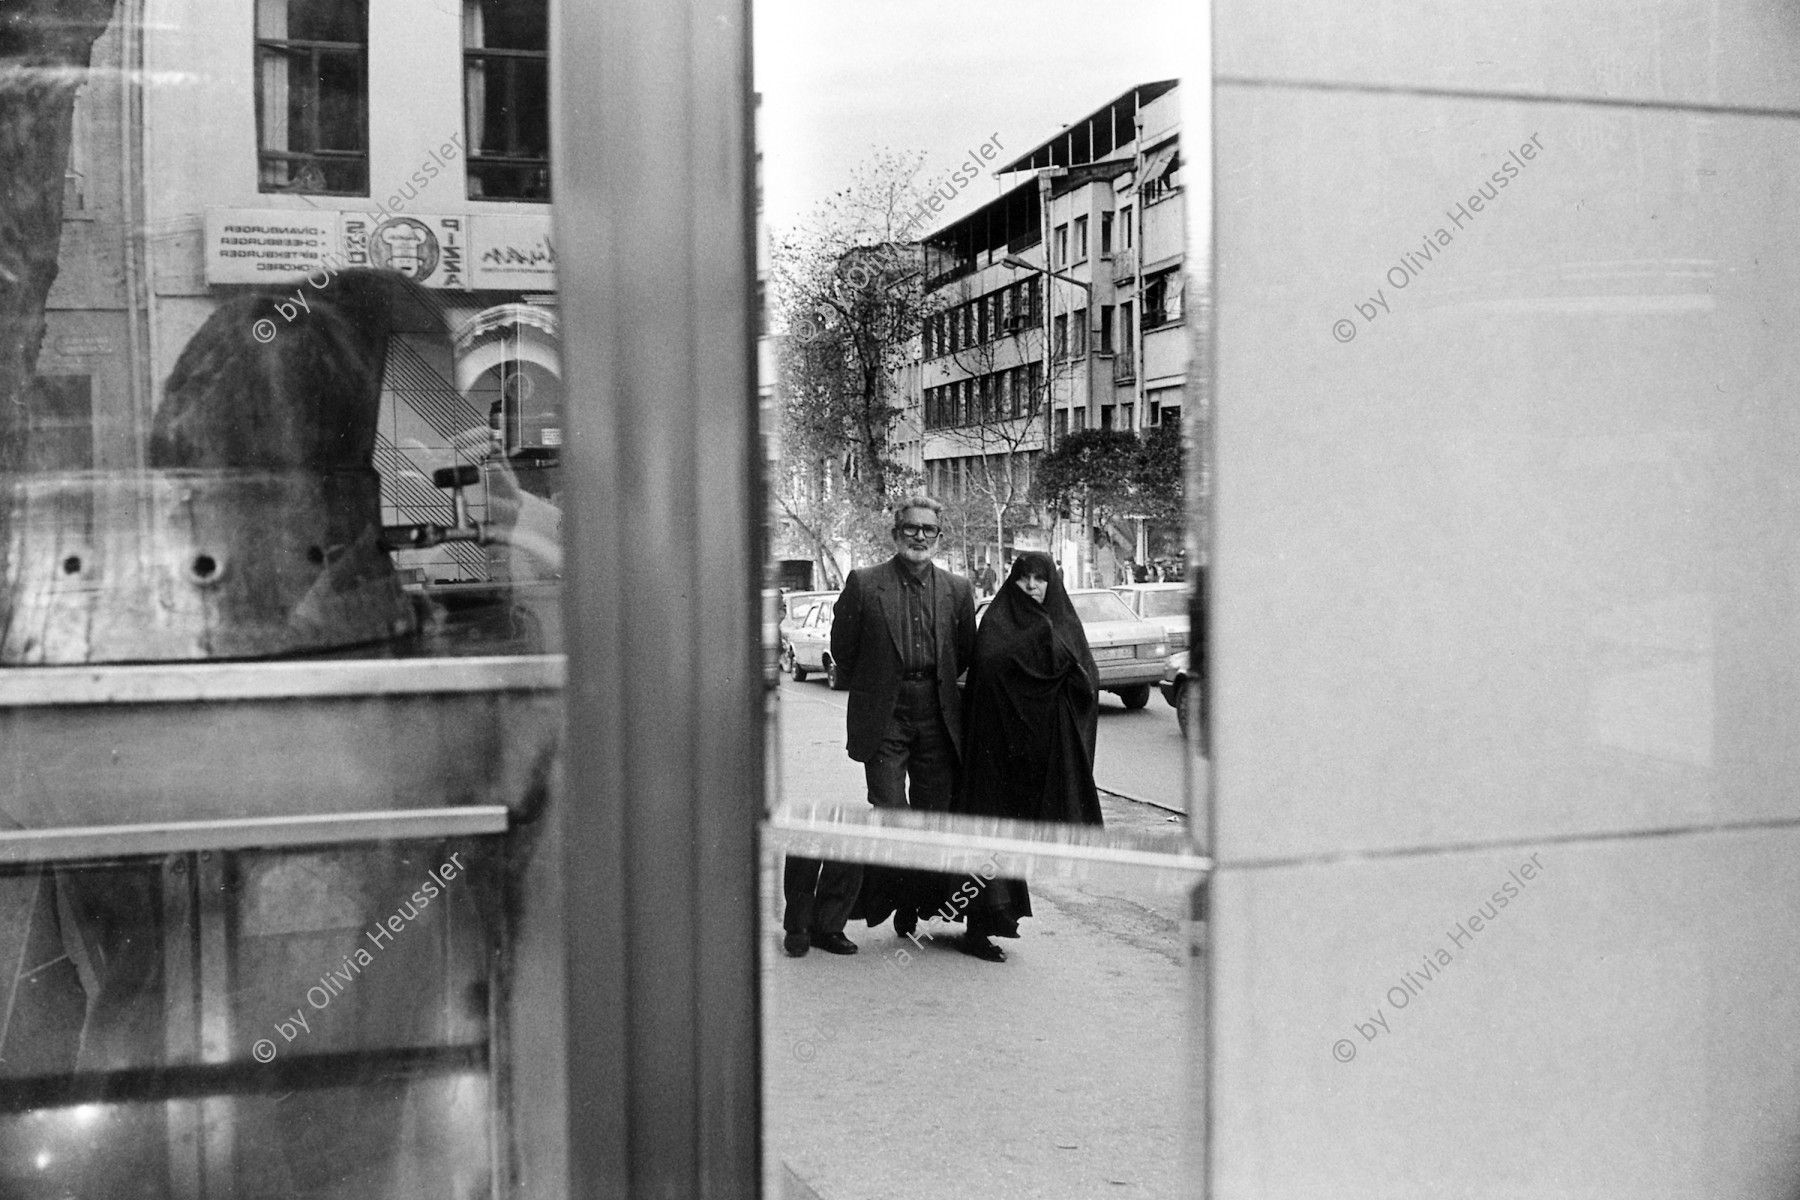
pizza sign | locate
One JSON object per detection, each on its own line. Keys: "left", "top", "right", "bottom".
{"left": 342, "top": 214, "right": 468, "bottom": 290}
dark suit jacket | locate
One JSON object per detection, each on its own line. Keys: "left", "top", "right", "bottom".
{"left": 830, "top": 556, "right": 977, "bottom": 763}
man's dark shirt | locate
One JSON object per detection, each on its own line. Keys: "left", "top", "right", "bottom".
{"left": 896, "top": 557, "right": 937, "bottom": 676}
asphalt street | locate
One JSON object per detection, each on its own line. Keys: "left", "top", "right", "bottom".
{"left": 764, "top": 672, "right": 1202, "bottom": 1200}
{"left": 770, "top": 669, "right": 1197, "bottom": 817}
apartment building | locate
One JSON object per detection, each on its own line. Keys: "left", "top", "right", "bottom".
{"left": 915, "top": 79, "right": 1186, "bottom": 579}
{"left": 40, "top": 0, "right": 560, "bottom": 581}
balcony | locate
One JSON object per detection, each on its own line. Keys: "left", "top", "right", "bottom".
{"left": 1112, "top": 247, "right": 1137, "bottom": 284}
{"left": 1113, "top": 348, "right": 1136, "bottom": 384}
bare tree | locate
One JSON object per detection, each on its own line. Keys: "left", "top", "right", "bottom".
{"left": 771, "top": 151, "right": 940, "bottom": 577}
{"left": 925, "top": 308, "right": 1082, "bottom": 568}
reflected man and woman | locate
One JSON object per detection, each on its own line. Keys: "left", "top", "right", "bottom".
{"left": 782, "top": 495, "right": 1104, "bottom": 965}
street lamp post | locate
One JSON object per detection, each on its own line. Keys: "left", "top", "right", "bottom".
{"left": 1000, "top": 255, "right": 1092, "bottom": 295}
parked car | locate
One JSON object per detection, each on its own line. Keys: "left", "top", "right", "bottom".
{"left": 1111, "top": 582, "right": 1191, "bottom": 652}
{"left": 778, "top": 589, "right": 835, "bottom": 663}
{"left": 785, "top": 596, "right": 847, "bottom": 689}
{"left": 1159, "top": 650, "right": 1204, "bottom": 748}
{"left": 975, "top": 588, "right": 1169, "bottom": 709}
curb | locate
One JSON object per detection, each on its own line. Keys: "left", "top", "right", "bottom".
{"left": 1098, "top": 786, "right": 1187, "bottom": 818}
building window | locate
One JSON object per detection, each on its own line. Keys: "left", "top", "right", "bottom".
{"left": 1055, "top": 408, "right": 1068, "bottom": 437}
{"left": 1028, "top": 361, "right": 1043, "bottom": 408}
{"left": 255, "top": 0, "right": 368, "bottom": 195}
{"left": 1100, "top": 211, "right": 1113, "bottom": 255}
{"left": 1072, "top": 306, "right": 1087, "bottom": 357}
{"left": 1027, "top": 276, "right": 1043, "bottom": 322}
{"left": 1054, "top": 223, "right": 1068, "bottom": 266}
{"left": 1120, "top": 205, "right": 1133, "bottom": 248}
{"left": 1100, "top": 404, "right": 1114, "bottom": 430}
{"left": 1100, "top": 304, "right": 1115, "bottom": 354}
{"left": 1121, "top": 402, "right": 1134, "bottom": 430}
{"left": 962, "top": 305, "right": 975, "bottom": 348}
{"left": 1071, "top": 406, "right": 1086, "bottom": 432}
{"left": 1144, "top": 268, "right": 1183, "bottom": 327}
{"left": 1053, "top": 314, "right": 1067, "bottom": 360}
{"left": 1148, "top": 400, "right": 1160, "bottom": 425}
{"left": 465, "top": 0, "right": 551, "bottom": 201}
{"left": 1073, "top": 215, "right": 1088, "bottom": 261}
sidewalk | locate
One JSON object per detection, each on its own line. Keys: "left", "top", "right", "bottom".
{"left": 761, "top": 797, "right": 1195, "bottom": 1200}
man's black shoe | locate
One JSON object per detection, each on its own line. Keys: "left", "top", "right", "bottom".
{"left": 783, "top": 931, "right": 810, "bottom": 957}
{"left": 893, "top": 908, "right": 917, "bottom": 938}
{"left": 809, "top": 930, "right": 859, "bottom": 955}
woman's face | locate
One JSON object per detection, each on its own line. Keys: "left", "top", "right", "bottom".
{"left": 1016, "top": 572, "right": 1049, "bottom": 605}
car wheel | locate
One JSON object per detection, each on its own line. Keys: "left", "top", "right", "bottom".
{"left": 826, "top": 658, "right": 847, "bottom": 691}
{"left": 1174, "top": 680, "right": 1190, "bottom": 738}
{"left": 786, "top": 647, "right": 808, "bottom": 682}
{"left": 1119, "top": 684, "right": 1151, "bottom": 710}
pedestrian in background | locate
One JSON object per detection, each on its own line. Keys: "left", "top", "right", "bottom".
{"left": 975, "top": 560, "right": 997, "bottom": 598}
{"left": 781, "top": 495, "right": 977, "bottom": 956}
{"left": 949, "top": 551, "right": 1103, "bottom": 962}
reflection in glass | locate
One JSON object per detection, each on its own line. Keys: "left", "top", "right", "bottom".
{"left": 0, "top": 841, "right": 497, "bottom": 1198}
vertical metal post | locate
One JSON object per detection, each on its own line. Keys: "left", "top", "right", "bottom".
{"left": 195, "top": 851, "right": 236, "bottom": 1197}
{"left": 553, "top": 0, "right": 761, "bottom": 1196}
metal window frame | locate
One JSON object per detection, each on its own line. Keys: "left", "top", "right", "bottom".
{"left": 551, "top": 0, "right": 762, "bottom": 1194}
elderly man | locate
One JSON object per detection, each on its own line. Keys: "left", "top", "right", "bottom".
{"left": 781, "top": 496, "right": 977, "bottom": 956}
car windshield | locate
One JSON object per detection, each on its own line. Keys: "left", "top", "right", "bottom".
{"left": 1139, "top": 590, "right": 1189, "bottom": 618}
{"left": 1070, "top": 591, "right": 1139, "bottom": 623}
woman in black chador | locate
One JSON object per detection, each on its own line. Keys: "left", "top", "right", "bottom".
{"left": 951, "top": 551, "right": 1103, "bottom": 961}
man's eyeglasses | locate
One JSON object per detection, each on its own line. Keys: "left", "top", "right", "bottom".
{"left": 898, "top": 523, "right": 942, "bottom": 540}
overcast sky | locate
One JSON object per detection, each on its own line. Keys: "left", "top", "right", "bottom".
{"left": 753, "top": 1, "right": 1203, "bottom": 237}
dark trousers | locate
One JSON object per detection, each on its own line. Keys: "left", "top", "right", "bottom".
{"left": 786, "top": 680, "right": 956, "bottom": 934}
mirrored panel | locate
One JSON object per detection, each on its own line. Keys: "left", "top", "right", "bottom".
{"left": 755, "top": 2, "right": 1209, "bottom": 1192}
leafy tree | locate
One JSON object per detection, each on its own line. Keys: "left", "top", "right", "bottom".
{"left": 1133, "top": 419, "right": 1184, "bottom": 526}
{"left": 1034, "top": 423, "right": 1185, "bottom": 567}
{"left": 1034, "top": 428, "right": 1140, "bottom": 531}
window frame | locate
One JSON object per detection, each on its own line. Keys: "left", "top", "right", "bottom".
{"left": 464, "top": 0, "right": 552, "bottom": 201}
{"left": 253, "top": 0, "right": 370, "bottom": 196}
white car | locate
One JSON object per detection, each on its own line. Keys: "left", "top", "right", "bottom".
{"left": 784, "top": 596, "right": 847, "bottom": 689}
{"left": 1111, "top": 582, "right": 1190, "bottom": 653}
{"left": 976, "top": 588, "right": 1169, "bottom": 709}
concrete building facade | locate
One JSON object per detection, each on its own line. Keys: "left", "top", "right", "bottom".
{"left": 915, "top": 79, "right": 1186, "bottom": 582}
